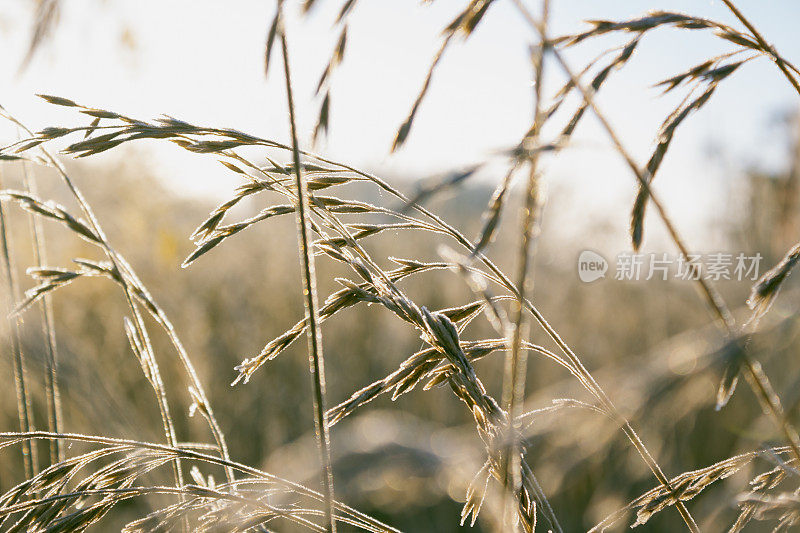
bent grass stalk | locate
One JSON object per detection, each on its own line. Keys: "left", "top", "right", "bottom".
{"left": 521, "top": 0, "right": 800, "bottom": 463}
{"left": 510, "top": 3, "right": 701, "bottom": 531}
{"left": 720, "top": 0, "right": 800, "bottom": 97}
{"left": 2, "top": 4, "right": 798, "bottom": 527}
{"left": 0, "top": 431, "right": 400, "bottom": 533}
{"left": 6, "top": 101, "right": 702, "bottom": 528}
{"left": 516, "top": 0, "right": 800, "bottom": 527}
{"left": 2, "top": 108, "right": 235, "bottom": 485}
{"left": 0, "top": 98, "right": 710, "bottom": 530}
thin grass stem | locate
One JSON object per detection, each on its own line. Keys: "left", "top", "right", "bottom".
{"left": 278, "top": 17, "right": 337, "bottom": 533}
{"left": 0, "top": 170, "right": 38, "bottom": 480}
{"left": 501, "top": 1, "right": 550, "bottom": 530}
{"left": 20, "top": 159, "right": 64, "bottom": 464}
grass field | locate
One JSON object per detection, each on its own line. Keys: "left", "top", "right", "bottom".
{"left": 3, "top": 1, "right": 800, "bottom": 531}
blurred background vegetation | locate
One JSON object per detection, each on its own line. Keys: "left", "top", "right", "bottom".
{"left": 3, "top": 1, "right": 800, "bottom": 531}
{"left": 1, "top": 119, "right": 798, "bottom": 530}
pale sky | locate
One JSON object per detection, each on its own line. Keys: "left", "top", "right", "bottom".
{"left": 1, "top": 0, "right": 799, "bottom": 249}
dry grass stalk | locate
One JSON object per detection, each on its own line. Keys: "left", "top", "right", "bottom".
{"left": 719, "top": 0, "right": 800, "bottom": 96}
{"left": 517, "top": 2, "right": 800, "bottom": 528}
{"left": 630, "top": 58, "right": 752, "bottom": 250}
{"left": 390, "top": 1, "right": 502, "bottom": 151}
{"left": 3, "top": 106, "right": 237, "bottom": 485}
{"left": 591, "top": 447, "right": 793, "bottom": 531}
{"left": 512, "top": 3, "right": 707, "bottom": 530}
{"left": 0, "top": 431, "right": 399, "bottom": 533}
{"left": 310, "top": 5, "right": 350, "bottom": 144}
{"left": 0, "top": 172, "right": 38, "bottom": 481}
{"left": 735, "top": 492, "right": 800, "bottom": 530}
{"left": 748, "top": 241, "right": 800, "bottom": 317}
{"left": 20, "top": 159, "right": 64, "bottom": 464}
{"left": 731, "top": 458, "right": 798, "bottom": 532}
{"left": 2, "top": 89, "right": 702, "bottom": 530}
{"left": 0, "top": 112, "right": 188, "bottom": 496}
{"left": 557, "top": 10, "right": 762, "bottom": 52}
{"left": 391, "top": 33, "right": 454, "bottom": 152}
{"left": 400, "top": 164, "right": 483, "bottom": 213}
{"left": 288, "top": 211, "right": 555, "bottom": 528}
{"left": 277, "top": 13, "right": 337, "bottom": 532}
{"left": 501, "top": 2, "right": 550, "bottom": 529}
{"left": 2, "top": 4, "right": 798, "bottom": 528}
{"left": 550, "top": 8, "right": 797, "bottom": 254}
{"left": 471, "top": 162, "right": 520, "bottom": 257}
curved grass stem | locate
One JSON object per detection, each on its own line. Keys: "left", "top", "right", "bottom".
{"left": 719, "top": 0, "right": 800, "bottom": 97}
{"left": 512, "top": 1, "right": 800, "bottom": 530}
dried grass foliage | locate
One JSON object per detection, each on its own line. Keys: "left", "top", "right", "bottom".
{"left": 2, "top": 1, "right": 800, "bottom": 531}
